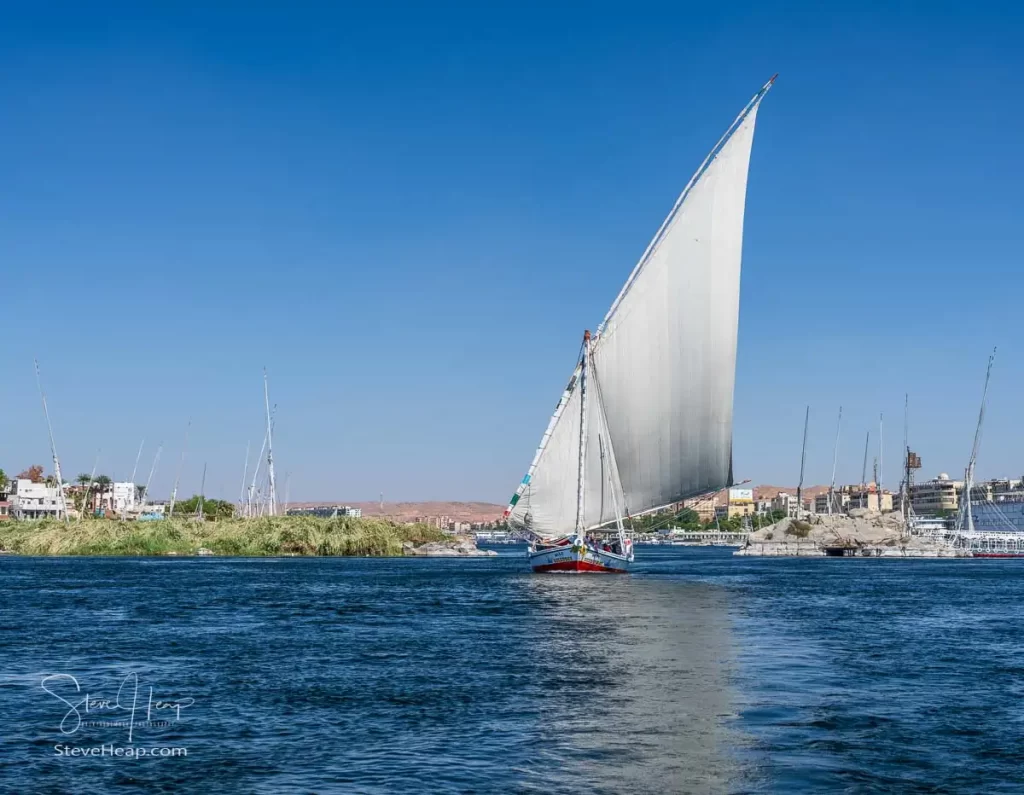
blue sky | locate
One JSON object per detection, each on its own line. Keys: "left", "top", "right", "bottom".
{"left": 2, "top": 2, "right": 1022, "bottom": 502}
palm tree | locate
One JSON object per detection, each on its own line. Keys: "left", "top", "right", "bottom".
{"left": 91, "top": 475, "right": 112, "bottom": 512}
{"left": 76, "top": 473, "right": 92, "bottom": 486}
{"left": 0, "top": 469, "right": 7, "bottom": 494}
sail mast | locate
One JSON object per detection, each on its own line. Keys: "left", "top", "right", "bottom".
{"left": 168, "top": 420, "right": 190, "bottom": 519}
{"left": 248, "top": 427, "right": 268, "bottom": 519}
{"left": 591, "top": 362, "right": 627, "bottom": 537}
{"left": 238, "top": 440, "right": 250, "bottom": 517}
{"left": 142, "top": 443, "right": 162, "bottom": 510}
{"left": 957, "top": 348, "right": 996, "bottom": 536}
{"left": 34, "top": 359, "right": 69, "bottom": 523}
{"left": 264, "top": 369, "right": 277, "bottom": 517}
{"left": 828, "top": 406, "right": 842, "bottom": 517}
{"left": 860, "top": 431, "right": 870, "bottom": 508}
{"left": 574, "top": 331, "right": 592, "bottom": 534}
{"left": 196, "top": 462, "right": 207, "bottom": 519}
{"left": 129, "top": 439, "right": 145, "bottom": 489}
{"left": 796, "top": 406, "right": 809, "bottom": 514}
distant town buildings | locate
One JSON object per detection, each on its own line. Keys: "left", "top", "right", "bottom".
{"left": 910, "top": 474, "right": 962, "bottom": 515}
{"left": 286, "top": 505, "right": 363, "bottom": 518}
{"left": 814, "top": 490, "right": 850, "bottom": 515}
{"left": 723, "top": 487, "right": 755, "bottom": 519}
{"left": 770, "top": 492, "right": 801, "bottom": 518}
{"left": 680, "top": 495, "right": 716, "bottom": 522}
{"left": 812, "top": 485, "right": 892, "bottom": 515}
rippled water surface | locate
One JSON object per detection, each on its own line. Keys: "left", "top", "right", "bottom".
{"left": 1, "top": 547, "right": 1023, "bottom": 793}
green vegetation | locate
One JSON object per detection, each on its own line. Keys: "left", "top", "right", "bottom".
{"left": 169, "top": 495, "right": 236, "bottom": 520}
{"left": 0, "top": 516, "right": 449, "bottom": 557}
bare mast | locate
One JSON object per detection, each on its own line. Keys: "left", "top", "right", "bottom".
{"left": 878, "top": 413, "right": 883, "bottom": 505}
{"left": 248, "top": 428, "right": 268, "bottom": 518}
{"left": 264, "top": 369, "right": 277, "bottom": 517}
{"left": 238, "top": 440, "right": 251, "bottom": 517}
{"left": 957, "top": 349, "right": 996, "bottom": 537}
{"left": 196, "top": 462, "right": 207, "bottom": 519}
{"left": 796, "top": 406, "right": 809, "bottom": 513}
{"left": 142, "top": 443, "right": 162, "bottom": 509}
{"left": 828, "top": 406, "right": 842, "bottom": 517}
{"left": 33, "top": 360, "right": 68, "bottom": 523}
{"left": 168, "top": 420, "right": 190, "bottom": 518}
{"left": 860, "top": 431, "right": 870, "bottom": 508}
{"left": 129, "top": 439, "right": 145, "bottom": 489}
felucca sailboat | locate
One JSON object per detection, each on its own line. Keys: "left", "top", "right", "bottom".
{"left": 504, "top": 77, "right": 776, "bottom": 573}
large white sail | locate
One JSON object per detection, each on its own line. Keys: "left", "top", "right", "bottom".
{"left": 507, "top": 81, "right": 772, "bottom": 536}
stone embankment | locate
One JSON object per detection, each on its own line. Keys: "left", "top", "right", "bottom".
{"left": 735, "top": 509, "right": 967, "bottom": 558}
{"left": 403, "top": 537, "right": 498, "bottom": 557}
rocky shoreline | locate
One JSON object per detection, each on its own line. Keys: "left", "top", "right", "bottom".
{"left": 402, "top": 537, "right": 498, "bottom": 557}
{"left": 735, "top": 510, "right": 967, "bottom": 558}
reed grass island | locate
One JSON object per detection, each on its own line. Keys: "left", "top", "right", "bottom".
{"left": 0, "top": 516, "right": 496, "bottom": 558}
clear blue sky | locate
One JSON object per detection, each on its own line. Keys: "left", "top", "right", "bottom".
{"left": 2, "top": 2, "right": 1022, "bottom": 502}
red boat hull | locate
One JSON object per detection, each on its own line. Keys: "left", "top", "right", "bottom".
{"left": 532, "top": 559, "right": 629, "bottom": 574}
{"left": 528, "top": 537, "right": 633, "bottom": 574}
{"left": 972, "top": 553, "right": 1024, "bottom": 558}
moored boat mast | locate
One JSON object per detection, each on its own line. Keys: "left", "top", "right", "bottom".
{"left": 574, "top": 331, "right": 591, "bottom": 535}
{"left": 33, "top": 359, "right": 69, "bottom": 523}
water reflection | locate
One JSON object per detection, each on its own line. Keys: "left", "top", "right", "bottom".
{"left": 513, "top": 571, "right": 744, "bottom": 793}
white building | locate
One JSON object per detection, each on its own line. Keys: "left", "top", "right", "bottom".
{"left": 93, "top": 482, "right": 138, "bottom": 515}
{"left": 771, "top": 492, "right": 801, "bottom": 518}
{"left": 113, "top": 482, "right": 138, "bottom": 513}
{"left": 9, "top": 479, "right": 66, "bottom": 520}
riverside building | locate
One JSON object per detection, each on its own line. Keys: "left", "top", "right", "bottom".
{"left": 910, "top": 474, "right": 962, "bottom": 515}
{"left": 9, "top": 479, "right": 66, "bottom": 520}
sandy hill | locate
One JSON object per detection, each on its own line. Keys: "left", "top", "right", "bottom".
{"left": 285, "top": 501, "right": 506, "bottom": 523}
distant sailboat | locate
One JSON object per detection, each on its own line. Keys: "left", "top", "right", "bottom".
{"left": 504, "top": 77, "right": 776, "bottom": 573}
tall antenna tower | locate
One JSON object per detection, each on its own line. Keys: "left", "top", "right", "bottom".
{"left": 264, "top": 369, "right": 277, "bottom": 517}
{"left": 33, "top": 360, "right": 68, "bottom": 523}
{"left": 380, "top": 491, "right": 384, "bottom": 514}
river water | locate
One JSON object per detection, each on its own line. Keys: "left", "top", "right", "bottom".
{"left": 1, "top": 547, "right": 1022, "bottom": 793}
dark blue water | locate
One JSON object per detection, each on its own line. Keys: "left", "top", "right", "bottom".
{"left": 2, "top": 547, "right": 1023, "bottom": 794}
